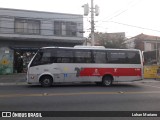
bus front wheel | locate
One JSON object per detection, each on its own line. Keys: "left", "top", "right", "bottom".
{"left": 40, "top": 76, "right": 53, "bottom": 87}
{"left": 102, "top": 76, "right": 113, "bottom": 86}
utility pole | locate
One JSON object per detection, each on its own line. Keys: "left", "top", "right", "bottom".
{"left": 91, "top": 0, "right": 95, "bottom": 46}
{"left": 82, "top": 0, "right": 99, "bottom": 46}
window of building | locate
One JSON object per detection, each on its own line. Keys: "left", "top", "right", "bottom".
{"left": 54, "top": 21, "right": 62, "bottom": 36}
{"left": 15, "top": 18, "right": 40, "bottom": 35}
{"left": 54, "top": 21, "right": 77, "bottom": 37}
{"left": 66, "top": 22, "right": 77, "bottom": 36}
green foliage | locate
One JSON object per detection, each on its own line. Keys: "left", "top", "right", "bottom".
{"left": 93, "top": 32, "right": 126, "bottom": 49}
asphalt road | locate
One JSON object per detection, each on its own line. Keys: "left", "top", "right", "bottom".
{"left": 0, "top": 81, "right": 160, "bottom": 120}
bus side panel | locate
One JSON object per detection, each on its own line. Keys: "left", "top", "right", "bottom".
{"left": 78, "top": 67, "right": 142, "bottom": 82}
{"left": 57, "top": 63, "right": 143, "bottom": 83}
{"left": 57, "top": 63, "right": 102, "bottom": 82}
{"left": 27, "top": 64, "right": 64, "bottom": 84}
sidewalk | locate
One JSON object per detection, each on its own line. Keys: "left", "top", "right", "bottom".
{"left": 0, "top": 73, "right": 160, "bottom": 85}
{"left": 0, "top": 73, "right": 26, "bottom": 85}
{"left": 137, "top": 78, "right": 160, "bottom": 83}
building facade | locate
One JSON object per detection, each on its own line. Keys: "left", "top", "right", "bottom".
{"left": 125, "top": 33, "right": 160, "bottom": 51}
{"left": 0, "top": 8, "right": 85, "bottom": 74}
{"left": 125, "top": 33, "right": 160, "bottom": 65}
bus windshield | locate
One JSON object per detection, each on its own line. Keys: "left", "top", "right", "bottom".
{"left": 30, "top": 49, "right": 53, "bottom": 67}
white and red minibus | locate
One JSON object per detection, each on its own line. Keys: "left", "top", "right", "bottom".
{"left": 27, "top": 46, "right": 143, "bottom": 87}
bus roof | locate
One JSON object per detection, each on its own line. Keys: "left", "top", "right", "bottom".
{"left": 41, "top": 46, "right": 140, "bottom": 51}
{"left": 74, "top": 45, "right": 105, "bottom": 49}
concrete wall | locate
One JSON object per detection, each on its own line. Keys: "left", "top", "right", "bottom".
{"left": 0, "top": 8, "right": 84, "bottom": 38}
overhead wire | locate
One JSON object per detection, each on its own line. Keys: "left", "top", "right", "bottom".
{"left": 103, "top": 21, "right": 160, "bottom": 33}
{"left": 97, "top": 0, "right": 137, "bottom": 22}
{"left": 95, "top": 0, "right": 143, "bottom": 32}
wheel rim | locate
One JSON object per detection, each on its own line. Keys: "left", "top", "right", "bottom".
{"left": 103, "top": 76, "right": 112, "bottom": 86}
{"left": 104, "top": 79, "right": 111, "bottom": 85}
{"left": 43, "top": 79, "right": 50, "bottom": 85}
{"left": 41, "top": 77, "right": 53, "bottom": 87}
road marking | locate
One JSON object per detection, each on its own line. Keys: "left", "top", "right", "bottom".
{"left": 0, "top": 91, "right": 160, "bottom": 98}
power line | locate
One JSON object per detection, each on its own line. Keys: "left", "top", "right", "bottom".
{"left": 105, "top": 21, "right": 160, "bottom": 33}
{"left": 98, "top": 0, "right": 136, "bottom": 22}
{"left": 106, "top": 0, "right": 142, "bottom": 21}
{"left": 96, "top": 0, "right": 143, "bottom": 28}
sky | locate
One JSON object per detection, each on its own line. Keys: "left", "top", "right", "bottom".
{"left": 0, "top": 0, "right": 160, "bottom": 38}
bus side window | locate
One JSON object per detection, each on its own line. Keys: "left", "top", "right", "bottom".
{"left": 107, "top": 51, "right": 126, "bottom": 64}
{"left": 74, "top": 50, "right": 92, "bottom": 63}
{"left": 50, "top": 57, "right": 57, "bottom": 63}
{"left": 31, "top": 50, "right": 52, "bottom": 66}
{"left": 40, "top": 52, "right": 52, "bottom": 64}
{"left": 56, "top": 50, "right": 73, "bottom": 63}
{"left": 30, "top": 52, "right": 43, "bottom": 66}
{"left": 106, "top": 52, "right": 109, "bottom": 63}
{"left": 93, "top": 51, "right": 107, "bottom": 63}
{"left": 127, "top": 51, "right": 140, "bottom": 64}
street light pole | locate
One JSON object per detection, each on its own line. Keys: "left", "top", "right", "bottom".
{"left": 83, "top": 0, "right": 99, "bottom": 46}
{"left": 156, "top": 36, "right": 158, "bottom": 64}
{"left": 91, "top": 0, "right": 95, "bottom": 46}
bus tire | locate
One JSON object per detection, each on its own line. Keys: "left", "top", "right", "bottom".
{"left": 102, "top": 76, "right": 113, "bottom": 86}
{"left": 40, "top": 75, "right": 53, "bottom": 87}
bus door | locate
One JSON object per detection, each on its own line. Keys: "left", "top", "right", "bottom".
{"left": 51, "top": 64, "right": 64, "bottom": 82}
{"left": 57, "top": 49, "right": 93, "bottom": 82}
{"left": 56, "top": 49, "right": 75, "bottom": 82}
{"left": 57, "top": 64, "right": 77, "bottom": 82}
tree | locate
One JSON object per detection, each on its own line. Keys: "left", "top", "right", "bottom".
{"left": 93, "top": 32, "right": 126, "bottom": 48}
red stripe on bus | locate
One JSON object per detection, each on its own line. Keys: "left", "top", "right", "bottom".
{"left": 79, "top": 68, "right": 142, "bottom": 77}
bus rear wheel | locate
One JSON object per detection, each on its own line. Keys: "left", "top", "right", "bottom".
{"left": 102, "top": 76, "right": 113, "bottom": 86}
{"left": 40, "top": 76, "right": 53, "bottom": 87}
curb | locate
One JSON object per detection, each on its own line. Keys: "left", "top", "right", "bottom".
{"left": 0, "top": 82, "right": 27, "bottom": 86}
{"left": 135, "top": 80, "right": 160, "bottom": 83}
{"left": 0, "top": 81, "right": 159, "bottom": 86}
